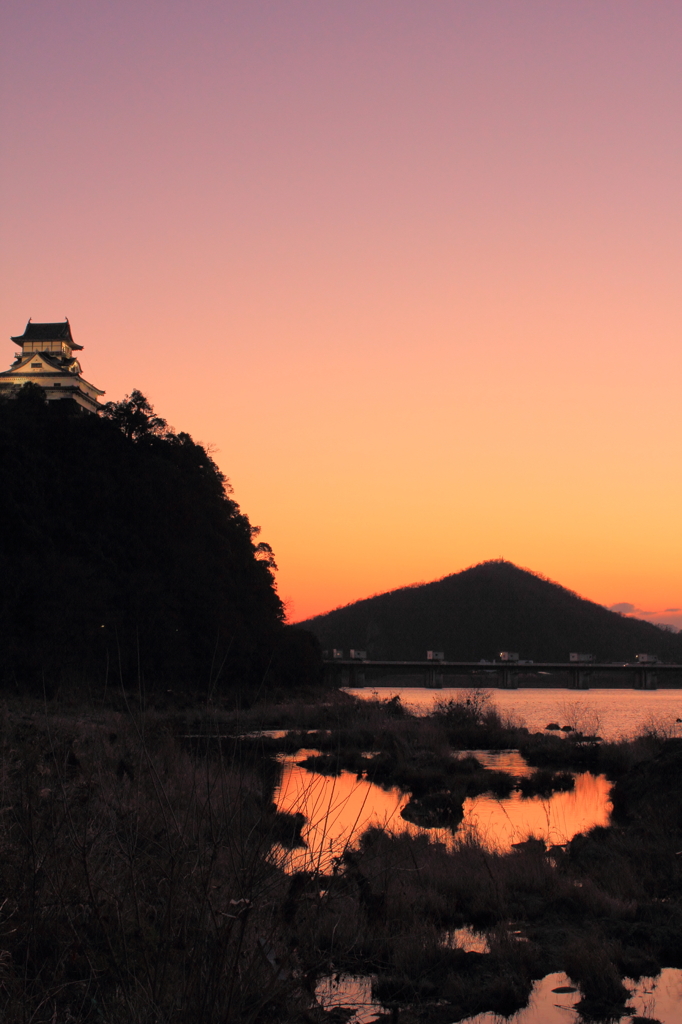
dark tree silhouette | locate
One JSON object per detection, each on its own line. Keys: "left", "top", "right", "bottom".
{"left": 0, "top": 389, "right": 320, "bottom": 692}
{"left": 101, "top": 389, "right": 169, "bottom": 439}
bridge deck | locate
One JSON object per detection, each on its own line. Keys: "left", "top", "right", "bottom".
{"left": 325, "top": 660, "right": 682, "bottom": 671}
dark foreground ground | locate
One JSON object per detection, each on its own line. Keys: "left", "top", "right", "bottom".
{"left": 1, "top": 687, "right": 680, "bottom": 1023}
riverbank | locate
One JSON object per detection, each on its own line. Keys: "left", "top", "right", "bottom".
{"left": 0, "top": 689, "right": 680, "bottom": 1022}
{"left": 347, "top": 685, "right": 682, "bottom": 741}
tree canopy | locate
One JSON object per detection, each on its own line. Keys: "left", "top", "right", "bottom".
{"left": 0, "top": 387, "right": 317, "bottom": 692}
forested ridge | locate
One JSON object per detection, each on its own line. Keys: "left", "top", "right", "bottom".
{"left": 0, "top": 386, "right": 319, "bottom": 691}
{"left": 302, "top": 560, "right": 682, "bottom": 663}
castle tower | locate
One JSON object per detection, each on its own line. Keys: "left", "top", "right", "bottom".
{"left": 0, "top": 319, "right": 104, "bottom": 413}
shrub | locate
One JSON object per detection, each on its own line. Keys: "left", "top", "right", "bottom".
{"left": 0, "top": 708, "right": 316, "bottom": 1022}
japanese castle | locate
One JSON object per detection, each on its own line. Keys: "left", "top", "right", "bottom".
{"left": 0, "top": 320, "right": 104, "bottom": 413}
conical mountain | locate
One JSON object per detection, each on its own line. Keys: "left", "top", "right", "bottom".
{"left": 300, "top": 561, "right": 682, "bottom": 663}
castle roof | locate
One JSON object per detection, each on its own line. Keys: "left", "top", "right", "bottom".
{"left": 11, "top": 320, "right": 83, "bottom": 350}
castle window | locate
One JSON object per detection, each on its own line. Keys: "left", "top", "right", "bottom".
{"left": 31, "top": 363, "right": 42, "bottom": 368}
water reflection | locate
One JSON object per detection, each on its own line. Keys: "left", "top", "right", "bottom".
{"left": 273, "top": 751, "right": 611, "bottom": 870}
{"left": 314, "top": 968, "right": 682, "bottom": 1024}
{"left": 464, "top": 969, "right": 682, "bottom": 1023}
{"left": 315, "top": 973, "right": 382, "bottom": 1023}
{"left": 461, "top": 771, "right": 612, "bottom": 851}
{"left": 347, "top": 687, "right": 682, "bottom": 741}
{"left": 467, "top": 749, "right": 534, "bottom": 777}
{"left": 273, "top": 751, "right": 409, "bottom": 872}
{"left": 443, "top": 925, "right": 489, "bottom": 953}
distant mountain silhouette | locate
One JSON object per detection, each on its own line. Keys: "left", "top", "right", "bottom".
{"left": 300, "top": 561, "right": 682, "bottom": 663}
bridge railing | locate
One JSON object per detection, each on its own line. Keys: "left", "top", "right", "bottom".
{"left": 321, "top": 659, "right": 682, "bottom": 690}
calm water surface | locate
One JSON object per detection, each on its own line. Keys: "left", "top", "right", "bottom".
{"left": 273, "top": 753, "right": 610, "bottom": 870}
{"left": 316, "top": 969, "right": 682, "bottom": 1024}
{"left": 346, "top": 686, "right": 682, "bottom": 740}
{"left": 273, "top": 688, "right": 669, "bottom": 865}
{"left": 273, "top": 751, "right": 411, "bottom": 872}
{"left": 315, "top": 974, "right": 380, "bottom": 1024}
{"left": 467, "top": 969, "right": 682, "bottom": 1024}
{"left": 298, "top": 689, "right": 681, "bottom": 1021}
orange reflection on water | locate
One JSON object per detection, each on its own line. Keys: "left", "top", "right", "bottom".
{"left": 273, "top": 753, "right": 410, "bottom": 872}
{"left": 315, "top": 973, "right": 382, "bottom": 1024}
{"left": 467, "top": 749, "right": 534, "bottom": 777}
{"left": 462, "top": 771, "right": 612, "bottom": 851}
{"left": 273, "top": 754, "right": 612, "bottom": 870}
{"left": 466, "top": 969, "right": 682, "bottom": 1024}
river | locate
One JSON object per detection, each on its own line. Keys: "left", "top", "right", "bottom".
{"left": 346, "top": 686, "right": 682, "bottom": 740}
{"left": 274, "top": 688, "right": 681, "bottom": 867}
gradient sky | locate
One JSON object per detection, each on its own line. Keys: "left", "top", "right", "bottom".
{"left": 2, "top": 1, "right": 681, "bottom": 627}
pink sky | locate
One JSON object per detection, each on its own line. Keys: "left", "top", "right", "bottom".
{"left": 1, "top": 1, "right": 681, "bottom": 625}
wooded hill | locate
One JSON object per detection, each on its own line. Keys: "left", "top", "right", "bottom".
{"left": 0, "top": 386, "right": 319, "bottom": 692}
{"left": 301, "top": 560, "right": 682, "bottom": 663}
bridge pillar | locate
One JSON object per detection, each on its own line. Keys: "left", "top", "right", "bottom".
{"left": 499, "top": 666, "right": 518, "bottom": 689}
{"left": 635, "top": 669, "right": 657, "bottom": 690}
{"left": 570, "top": 668, "right": 591, "bottom": 690}
{"left": 427, "top": 666, "right": 443, "bottom": 688}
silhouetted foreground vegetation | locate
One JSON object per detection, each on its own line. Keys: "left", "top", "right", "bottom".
{"left": 2, "top": 689, "right": 680, "bottom": 1022}
{"left": 0, "top": 387, "right": 320, "bottom": 692}
{"left": 217, "top": 690, "right": 682, "bottom": 1021}
{"left": 0, "top": 703, "right": 322, "bottom": 1023}
{"left": 302, "top": 559, "right": 682, "bottom": 662}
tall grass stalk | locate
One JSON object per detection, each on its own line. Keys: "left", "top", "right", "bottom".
{"left": 0, "top": 702, "right": 326, "bottom": 1022}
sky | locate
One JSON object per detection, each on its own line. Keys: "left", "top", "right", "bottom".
{"left": 1, "top": 1, "right": 681, "bottom": 628}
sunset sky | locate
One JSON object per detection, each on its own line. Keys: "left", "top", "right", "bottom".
{"left": 1, "top": 1, "right": 681, "bottom": 627}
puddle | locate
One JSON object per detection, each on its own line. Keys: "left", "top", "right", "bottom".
{"left": 443, "top": 925, "right": 489, "bottom": 953}
{"left": 466, "top": 749, "right": 535, "bottom": 777}
{"left": 273, "top": 751, "right": 410, "bottom": 872}
{"left": 273, "top": 751, "right": 611, "bottom": 870}
{"left": 315, "top": 973, "right": 382, "bottom": 1023}
{"left": 463, "top": 968, "right": 682, "bottom": 1023}
{"left": 315, "top": 969, "right": 682, "bottom": 1023}
{"left": 459, "top": 771, "right": 612, "bottom": 851}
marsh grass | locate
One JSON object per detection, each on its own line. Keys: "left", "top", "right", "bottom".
{"left": 0, "top": 702, "right": 327, "bottom": 1023}
{"left": 267, "top": 697, "right": 682, "bottom": 1022}
{"left": 564, "top": 935, "right": 631, "bottom": 1017}
{"left": 1, "top": 690, "right": 680, "bottom": 1023}
{"left": 288, "top": 736, "right": 682, "bottom": 1020}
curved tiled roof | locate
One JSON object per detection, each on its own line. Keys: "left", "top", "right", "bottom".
{"left": 11, "top": 320, "right": 83, "bottom": 350}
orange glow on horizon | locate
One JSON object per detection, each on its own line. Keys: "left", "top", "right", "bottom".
{"left": 1, "top": 2, "right": 680, "bottom": 626}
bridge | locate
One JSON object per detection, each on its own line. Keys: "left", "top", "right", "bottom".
{"left": 322, "top": 659, "right": 682, "bottom": 690}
